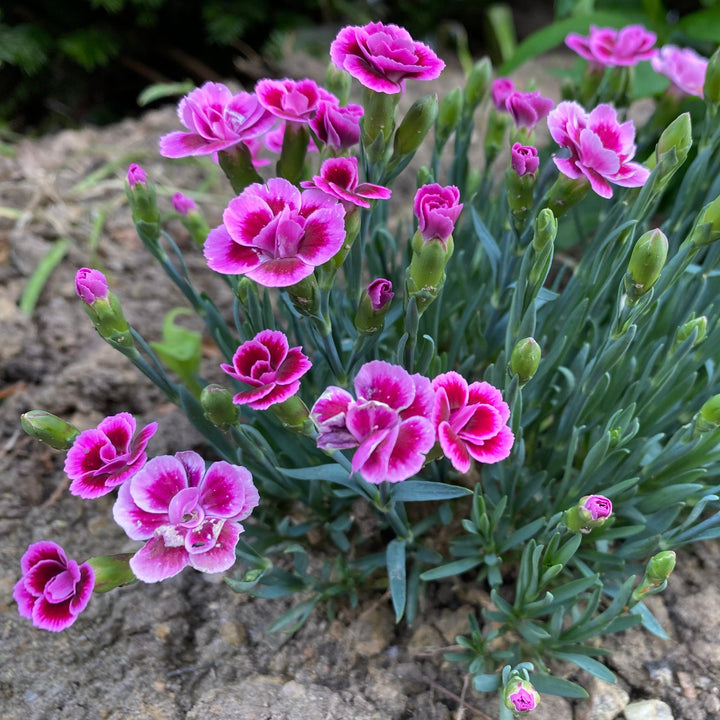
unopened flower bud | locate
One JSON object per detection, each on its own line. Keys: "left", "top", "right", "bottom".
{"left": 436, "top": 88, "right": 463, "bottom": 148}
{"left": 417, "top": 166, "right": 434, "bottom": 187}
{"left": 565, "top": 494, "right": 612, "bottom": 533}
{"left": 21, "top": 410, "right": 80, "bottom": 450}
{"left": 544, "top": 173, "right": 590, "bottom": 218}
{"left": 503, "top": 677, "right": 540, "bottom": 714}
{"left": 355, "top": 278, "right": 394, "bottom": 333}
{"left": 652, "top": 113, "right": 692, "bottom": 186}
{"left": 694, "top": 394, "right": 720, "bottom": 434}
{"left": 75, "top": 267, "right": 108, "bottom": 305}
{"left": 173, "top": 192, "right": 210, "bottom": 246}
{"left": 325, "top": 62, "right": 352, "bottom": 106}
{"left": 532, "top": 209, "right": 557, "bottom": 252}
{"left": 125, "top": 163, "right": 160, "bottom": 241}
{"left": 624, "top": 229, "right": 668, "bottom": 302}
{"left": 172, "top": 192, "right": 197, "bottom": 216}
{"left": 201, "top": 384, "right": 239, "bottom": 427}
{"left": 87, "top": 553, "right": 138, "bottom": 593}
{"left": 672, "top": 314, "right": 707, "bottom": 353}
{"left": 465, "top": 57, "right": 492, "bottom": 109}
{"left": 689, "top": 194, "right": 720, "bottom": 247}
{"left": 631, "top": 550, "right": 676, "bottom": 604}
{"left": 510, "top": 338, "right": 541, "bottom": 384}
{"left": 393, "top": 94, "right": 439, "bottom": 158}
{"left": 361, "top": 87, "right": 399, "bottom": 164}
{"left": 703, "top": 46, "right": 720, "bottom": 105}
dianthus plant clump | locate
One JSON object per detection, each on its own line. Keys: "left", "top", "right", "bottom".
{"left": 16, "top": 17, "right": 720, "bottom": 713}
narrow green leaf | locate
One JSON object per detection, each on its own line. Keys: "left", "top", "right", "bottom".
{"left": 19, "top": 237, "right": 71, "bottom": 315}
{"left": 420, "top": 557, "right": 481, "bottom": 581}
{"left": 387, "top": 539, "right": 407, "bottom": 622}
{"left": 553, "top": 652, "right": 616, "bottom": 683}
{"left": 529, "top": 673, "right": 589, "bottom": 699}
{"left": 391, "top": 480, "right": 471, "bottom": 502}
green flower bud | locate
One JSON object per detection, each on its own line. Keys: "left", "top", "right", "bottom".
{"left": 277, "top": 122, "right": 310, "bottom": 185}
{"left": 704, "top": 46, "right": 720, "bottom": 106}
{"left": 544, "top": 173, "right": 590, "bottom": 218}
{"left": 503, "top": 677, "right": 540, "bottom": 714}
{"left": 564, "top": 495, "right": 612, "bottom": 533}
{"left": 83, "top": 291, "right": 136, "bottom": 352}
{"left": 484, "top": 110, "right": 511, "bottom": 166}
{"left": 436, "top": 87, "right": 463, "bottom": 149}
{"left": 645, "top": 550, "right": 676, "bottom": 584}
{"left": 532, "top": 209, "right": 557, "bottom": 252}
{"left": 271, "top": 394, "right": 313, "bottom": 434}
{"left": 355, "top": 278, "right": 394, "bottom": 333}
{"left": 464, "top": 57, "right": 492, "bottom": 109}
{"left": 392, "top": 94, "right": 438, "bottom": 159}
{"left": 325, "top": 63, "right": 352, "bottom": 106}
{"left": 672, "top": 314, "right": 707, "bottom": 353}
{"left": 510, "top": 338, "right": 541, "bottom": 385}
{"left": 286, "top": 274, "right": 320, "bottom": 318}
{"left": 651, "top": 113, "right": 692, "bottom": 188}
{"left": 624, "top": 229, "right": 668, "bottom": 302}
{"left": 21, "top": 410, "right": 80, "bottom": 450}
{"left": 417, "top": 166, "right": 435, "bottom": 187}
{"left": 125, "top": 165, "right": 160, "bottom": 242}
{"left": 694, "top": 394, "right": 720, "bottom": 434}
{"left": 361, "top": 87, "right": 399, "bottom": 164}
{"left": 201, "top": 384, "right": 239, "bottom": 427}
{"left": 689, "top": 194, "right": 720, "bottom": 247}
{"left": 87, "top": 554, "right": 138, "bottom": 593}
{"left": 406, "top": 232, "right": 455, "bottom": 315}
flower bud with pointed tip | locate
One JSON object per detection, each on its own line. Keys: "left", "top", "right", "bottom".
{"left": 624, "top": 228, "right": 668, "bottom": 302}
{"left": 21, "top": 410, "right": 80, "bottom": 450}
{"left": 465, "top": 57, "right": 492, "bottom": 109}
{"left": 393, "top": 94, "right": 438, "bottom": 159}
{"left": 201, "top": 384, "right": 239, "bottom": 427}
{"left": 694, "top": 394, "right": 720, "bottom": 434}
{"left": 87, "top": 554, "right": 138, "bottom": 593}
{"left": 355, "top": 278, "right": 394, "bottom": 333}
{"left": 646, "top": 550, "right": 676, "bottom": 584}
{"left": 125, "top": 164, "right": 160, "bottom": 241}
{"left": 689, "top": 194, "right": 720, "bottom": 247}
{"left": 650, "top": 112, "right": 692, "bottom": 188}
{"left": 532, "top": 209, "right": 557, "bottom": 252}
{"left": 703, "top": 46, "right": 720, "bottom": 106}
{"left": 565, "top": 494, "right": 612, "bottom": 533}
{"left": 436, "top": 88, "right": 463, "bottom": 149}
{"left": 503, "top": 677, "right": 540, "bottom": 714}
{"left": 75, "top": 267, "right": 108, "bottom": 305}
{"left": 672, "top": 314, "right": 707, "bottom": 354}
{"left": 510, "top": 338, "right": 541, "bottom": 385}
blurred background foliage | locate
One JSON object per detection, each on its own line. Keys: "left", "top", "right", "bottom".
{"left": 0, "top": 0, "right": 718, "bottom": 132}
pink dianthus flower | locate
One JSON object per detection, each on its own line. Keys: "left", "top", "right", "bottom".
{"left": 75, "top": 267, "right": 108, "bottom": 305}
{"left": 221, "top": 330, "right": 312, "bottom": 410}
{"left": 491, "top": 78, "right": 515, "bottom": 110}
{"left": 582, "top": 494, "right": 613, "bottom": 520}
{"left": 14, "top": 541, "right": 94, "bottom": 632}
{"left": 64, "top": 412, "right": 157, "bottom": 499}
{"left": 113, "top": 451, "right": 259, "bottom": 582}
{"left": 126, "top": 163, "right": 147, "bottom": 188}
{"left": 203, "top": 177, "right": 346, "bottom": 287}
{"left": 414, "top": 184, "right": 463, "bottom": 244}
{"left": 431, "top": 372, "right": 514, "bottom": 473}
{"left": 367, "top": 278, "right": 394, "bottom": 311}
{"left": 309, "top": 100, "right": 363, "bottom": 150}
{"left": 255, "top": 78, "right": 327, "bottom": 123}
{"left": 159, "top": 82, "right": 275, "bottom": 158}
{"left": 311, "top": 361, "right": 436, "bottom": 484}
{"left": 651, "top": 45, "right": 708, "bottom": 98}
{"left": 505, "top": 91, "right": 554, "bottom": 130}
{"left": 330, "top": 22, "right": 445, "bottom": 94}
{"left": 565, "top": 25, "right": 657, "bottom": 67}
{"left": 301, "top": 156, "right": 391, "bottom": 209}
{"left": 548, "top": 101, "right": 650, "bottom": 198}
{"left": 511, "top": 143, "right": 539, "bottom": 176}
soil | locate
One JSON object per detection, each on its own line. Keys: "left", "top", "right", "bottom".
{"left": 1, "top": 53, "right": 719, "bottom": 720}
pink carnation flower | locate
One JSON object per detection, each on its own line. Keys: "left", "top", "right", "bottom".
{"left": 309, "top": 100, "right": 363, "bottom": 150}
{"left": 548, "top": 101, "right": 650, "bottom": 198}
{"left": 113, "top": 451, "right": 259, "bottom": 582}
{"left": 565, "top": 25, "right": 657, "bottom": 67}
{"left": 126, "top": 163, "right": 147, "bottom": 188}
{"left": 431, "top": 372, "right": 514, "bottom": 473}
{"left": 172, "top": 192, "right": 197, "bottom": 216}
{"left": 311, "top": 361, "right": 436, "bottom": 484}
{"left": 14, "top": 541, "right": 94, "bottom": 632}
{"left": 414, "top": 183, "right": 463, "bottom": 244}
{"left": 651, "top": 45, "right": 708, "bottom": 98}
{"left": 221, "top": 329, "right": 312, "bottom": 410}
{"left": 255, "top": 78, "right": 327, "bottom": 123}
{"left": 300, "top": 156, "right": 392, "bottom": 209}
{"left": 511, "top": 142, "right": 539, "bottom": 176}
{"left": 330, "top": 22, "right": 445, "bottom": 94}
{"left": 203, "top": 177, "right": 346, "bottom": 287}
{"left": 491, "top": 78, "right": 515, "bottom": 110}
{"left": 75, "top": 267, "right": 108, "bottom": 305}
{"left": 159, "top": 82, "right": 275, "bottom": 158}
{"left": 64, "top": 412, "right": 157, "bottom": 499}
{"left": 505, "top": 91, "right": 554, "bottom": 130}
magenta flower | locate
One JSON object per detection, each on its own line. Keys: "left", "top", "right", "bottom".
{"left": 172, "top": 192, "right": 197, "bottom": 216}
{"left": 565, "top": 25, "right": 657, "bottom": 67}
{"left": 651, "top": 45, "right": 708, "bottom": 98}
{"left": 203, "top": 177, "right": 346, "bottom": 286}
{"left": 159, "top": 82, "right": 275, "bottom": 158}
{"left": 330, "top": 22, "right": 445, "bottom": 94}
{"left": 300, "top": 156, "right": 392, "bottom": 209}
{"left": 75, "top": 267, "right": 108, "bottom": 305}
{"left": 491, "top": 78, "right": 515, "bottom": 110}
{"left": 64, "top": 412, "right": 158, "bottom": 499}
{"left": 221, "top": 329, "right": 312, "bottom": 410}
{"left": 508, "top": 687, "right": 537, "bottom": 713}
{"left": 431, "top": 372, "right": 514, "bottom": 473}
{"left": 582, "top": 494, "right": 613, "bottom": 520}
{"left": 309, "top": 100, "right": 363, "bottom": 150}
{"left": 113, "top": 451, "right": 259, "bottom": 582}
{"left": 505, "top": 91, "right": 554, "bottom": 130}
{"left": 548, "top": 101, "right": 650, "bottom": 198}
{"left": 367, "top": 278, "right": 394, "bottom": 311}
{"left": 311, "top": 361, "right": 436, "bottom": 484}
{"left": 414, "top": 183, "right": 463, "bottom": 244}
{"left": 14, "top": 541, "right": 94, "bottom": 632}
{"left": 255, "top": 78, "right": 327, "bottom": 123}
{"left": 511, "top": 142, "right": 539, "bottom": 176}
{"left": 126, "top": 163, "right": 147, "bottom": 188}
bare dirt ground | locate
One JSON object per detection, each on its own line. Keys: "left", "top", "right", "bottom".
{"left": 1, "top": 54, "right": 719, "bottom": 720}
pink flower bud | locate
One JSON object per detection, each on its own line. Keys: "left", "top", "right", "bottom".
{"left": 511, "top": 142, "right": 539, "bottom": 176}
{"left": 505, "top": 91, "right": 554, "bottom": 130}
{"left": 172, "top": 192, "right": 197, "bottom": 216}
{"left": 413, "top": 183, "right": 463, "bottom": 244}
{"left": 582, "top": 494, "right": 613, "bottom": 520}
{"left": 491, "top": 78, "right": 515, "bottom": 110}
{"left": 75, "top": 267, "right": 108, "bottom": 305}
{"left": 126, "top": 163, "right": 147, "bottom": 188}
{"left": 367, "top": 278, "right": 394, "bottom": 311}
